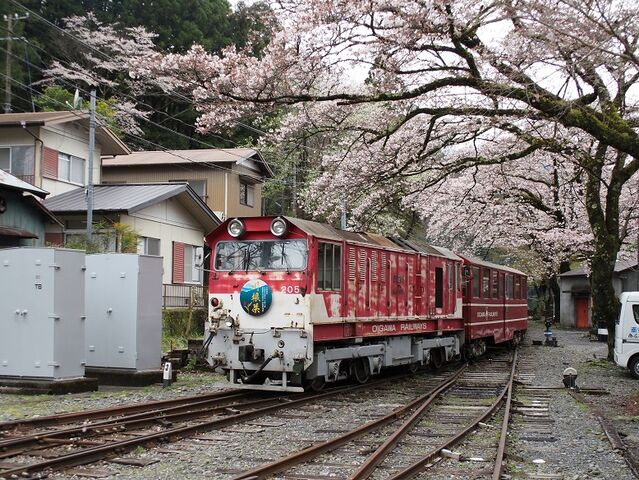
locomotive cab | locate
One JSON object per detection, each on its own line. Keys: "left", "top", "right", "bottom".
{"left": 206, "top": 216, "right": 313, "bottom": 392}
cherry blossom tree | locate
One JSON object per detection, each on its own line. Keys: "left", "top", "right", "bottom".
{"left": 138, "top": 0, "right": 639, "bottom": 357}
{"left": 41, "top": 13, "right": 159, "bottom": 134}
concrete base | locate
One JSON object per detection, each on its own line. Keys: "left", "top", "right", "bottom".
{"left": 0, "top": 376, "right": 98, "bottom": 395}
{"left": 85, "top": 367, "right": 177, "bottom": 386}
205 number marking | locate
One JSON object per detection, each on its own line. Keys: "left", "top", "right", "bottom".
{"left": 280, "top": 285, "right": 300, "bottom": 294}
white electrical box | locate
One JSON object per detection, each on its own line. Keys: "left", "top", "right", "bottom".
{"left": 85, "top": 253, "right": 162, "bottom": 371}
{"left": 0, "top": 248, "right": 86, "bottom": 379}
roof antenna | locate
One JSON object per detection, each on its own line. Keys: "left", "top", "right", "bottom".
{"left": 66, "top": 89, "right": 82, "bottom": 110}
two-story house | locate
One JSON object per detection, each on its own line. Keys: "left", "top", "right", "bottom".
{"left": 101, "top": 148, "right": 273, "bottom": 220}
{"left": 0, "top": 111, "right": 130, "bottom": 195}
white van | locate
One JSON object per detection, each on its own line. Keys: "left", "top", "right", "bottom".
{"left": 615, "top": 292, "right": 639, "bottom": 378}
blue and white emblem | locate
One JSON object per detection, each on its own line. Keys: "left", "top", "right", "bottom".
{"left": 240, "top": 279, "right": 272, "bottom": 316}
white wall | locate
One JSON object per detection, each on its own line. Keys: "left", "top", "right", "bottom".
{"left": 122, "top": 197, "right": 205, "bottom": 284}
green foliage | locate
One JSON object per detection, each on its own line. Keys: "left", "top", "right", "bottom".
{"left": 112, "top": 222, "right": 138, "bottom": 253}
{"left": 162, "top": 308, "right": 206, "bottom": 353}
{"left": 62, "top": 220, "right": 138, "bottom": 253}
{"left": 6, "top": 0, "right": 275, "bottom": 150}
{"left": 34, "top": 86, "right": 121, "bottom": 135}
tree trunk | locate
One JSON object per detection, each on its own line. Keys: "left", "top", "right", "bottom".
{"left": 583, "top": 146, "right": 623, "bottom": 360}
{"left": 589, "top": 244, "right": 620, "bottom": 358}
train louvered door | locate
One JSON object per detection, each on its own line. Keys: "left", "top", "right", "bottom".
{"left": 447, "top": 262, "right": 455, "bottom": 314}
{"left": 356, "top": 249, "right": 369, "bottom": 318}
{"left": 415, "top": 256, "right": 428, "bottom": 316}
{"left": 347, "top": 247, "right": 356, "bottom": 317}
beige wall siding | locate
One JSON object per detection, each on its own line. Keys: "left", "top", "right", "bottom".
{"left": 40, "top": 124, "right": 102, "bottom": 195}
{"left": 102, "top": 163, "right": 264, "bottom": 219}
{"left": 122, "top": 197, "right": 205, "bottom": 284}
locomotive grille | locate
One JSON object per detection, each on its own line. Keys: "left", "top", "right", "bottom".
{"left": 381, "top": 252, "right": 386, "bottom": 282}
{"left": 359, "top": 250, "right": 366, "bottom": 282}
{"left": 348, "top": 248, "right": 356, "bottom": 281}
{"left": 371, "top": 252, "right": 378, "bottom": 282}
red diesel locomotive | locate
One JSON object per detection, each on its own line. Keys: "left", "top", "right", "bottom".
{"left": 205, "top": 216, "right": 527, "bottom": 392}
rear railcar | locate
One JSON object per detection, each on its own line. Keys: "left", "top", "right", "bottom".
{"left": 205, "top": 217, "right": 466, "bottom": 392}
{"left": 459, "top": 255, "right": 528, "bottom": 357}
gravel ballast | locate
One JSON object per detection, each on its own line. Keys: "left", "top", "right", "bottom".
{"left": 1, "top": 320, "right": 637, "bottom": 479}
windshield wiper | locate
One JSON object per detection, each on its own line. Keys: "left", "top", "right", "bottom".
{"left": 281, "top": 243, "right": 291, "bottom": 273}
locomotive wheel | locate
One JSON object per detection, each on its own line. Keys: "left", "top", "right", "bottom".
{"left": 352, "top": 358, "right": 370, "bottom": 384}
{"left": 430, "top": 348, "right": 444, "bottom": 370}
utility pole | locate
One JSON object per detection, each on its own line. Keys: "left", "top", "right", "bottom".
{"left": 341, "top": 197, "right": 347, "bottom": 230}
{"left": 86, "top": 90, "right": 96, "bottom": 241}
{"left": 3, "top": 13, "right": 28, "bottom": 113}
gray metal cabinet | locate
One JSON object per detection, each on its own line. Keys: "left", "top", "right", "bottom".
{"left": 0, "top": 248, "right": 86, "bottom": 379}
{"left": 85, "top": 254, "right": 162, "bottom": 371}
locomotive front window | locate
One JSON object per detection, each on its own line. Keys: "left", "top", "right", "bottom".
{"left": 214, "top": 240, "right": 307, "bottom": 271}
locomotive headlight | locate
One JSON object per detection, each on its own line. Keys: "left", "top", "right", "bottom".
{"left": 270, "top": 217, "right": 288, "bottom": 237}
{"left": 227, "top": 218, "right": 245, "bottom": 238}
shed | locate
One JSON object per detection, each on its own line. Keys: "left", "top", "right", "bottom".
{"left": 0, "top": 170, "right": 62, "bottom": 247}
{"left": 559, "top": 260, "right": 639, "bottom": 329}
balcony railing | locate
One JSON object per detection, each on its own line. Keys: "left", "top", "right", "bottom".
{"left": 14, "top": 174, "right": 36, "bottom": 186}
{"left": 163, "top": 283, "right": 206, "bottom": 309}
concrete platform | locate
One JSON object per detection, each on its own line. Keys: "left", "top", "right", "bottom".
{"left": 85, "top": 367, "right": 177, "bottom": 386}
{"left": 0, "top": 376, "right": 99, "bottom": 395}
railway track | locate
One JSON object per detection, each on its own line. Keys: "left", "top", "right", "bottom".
{"left": 230, "top": 351, "right": 517, "bottom": 480}
{"left": 0, "top": 372, "right": 429, "bottom": 478}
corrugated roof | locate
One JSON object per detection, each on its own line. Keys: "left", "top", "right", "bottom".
{"left": 283, "top": 217, "right": 459, "bottom": 256}
{"left": 103, "top": 148, "right": 273, "bottom": 177}
{"left": 458, "top": 254, "right": 527, "bottom": 275}
{"left": 0, "top": 111, "right": 130, "bottom": 156}
{"left": 44, "top": 183, "right": 221, "bottom": 234}
{"left": 44, "top": 183, "right": 187, "bottom": 212}
{"left": 560, "top": 259, "right": 638, "bottom": 277}
{"left": 0, "top": 170, "right": 48, "bottom": 198}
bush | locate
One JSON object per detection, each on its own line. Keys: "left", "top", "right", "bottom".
{"left": 162, "top": 308, "right": 207, "bottom": 353}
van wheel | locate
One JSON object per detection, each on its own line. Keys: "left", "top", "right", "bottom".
{"left": 629, "top": 357, "right": 639, "bottom": 379}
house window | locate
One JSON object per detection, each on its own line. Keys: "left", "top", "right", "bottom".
{"left": 0, "top": 145, "right": 35, "bottom": 180}
{"left": 137, "top": 236, "right": 160, "bottom": 256}
{"left": 318, "top": 242, "right": 341, "bottom": 290}
{"left": 58, "top": 153, "right": 85, "bottom": 184}
{"left": 239, "top": 180, "right": 255, "bottom": 207}
{"left": 184, "top": 244, "right": 204, "bottom": 283}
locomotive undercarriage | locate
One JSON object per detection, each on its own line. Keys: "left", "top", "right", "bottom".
{"left": 210, "top": 327, "right": 464, "bottom": 392}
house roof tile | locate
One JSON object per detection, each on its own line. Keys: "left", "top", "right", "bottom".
{"left": 102, "top": 148, "right": 273, "bottom": 177}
